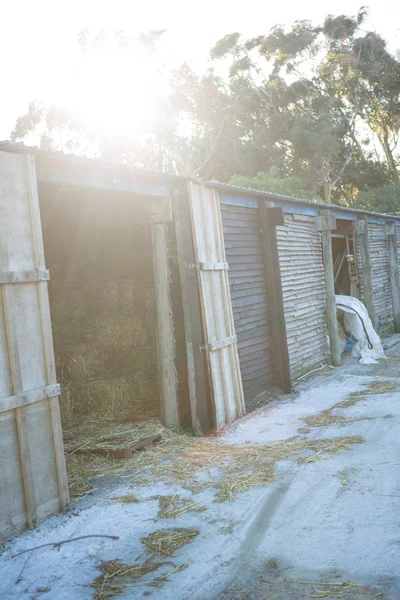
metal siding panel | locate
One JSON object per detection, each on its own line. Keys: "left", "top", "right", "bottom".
{"left": 369, "top": 223, "right": 394, "bottom": 337}
{"left": 221, "top": 203, "right": 274, "bottom": 404}
{"left": 397, "top": 226, "right": 400, "bottom": 285}
{"left": 355, "top": 231, "right": 365, "bottom": 303}
{"left": 276, "top": 213, "right": 329, "bottom": 378}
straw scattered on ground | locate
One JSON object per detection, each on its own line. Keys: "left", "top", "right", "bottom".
{"left": 301, "top": 379, "right": 398, "bottom": 431}
{"left": 260, "top": 577, "right": 383, "bottom": 600}
{"left": 88, "top": 525, "right": 193, "bottom": 598}
{"left": 333, "top": 379, "right": 398, "bottom": 411}
{"left": 88, "top": 558, "right": 171, "bottom": 599}
{"left": 64, "top": 417, "right": 365, "bottom": 503}
{"left": 141, "top": 528, "right": 199, "bottom": 556}
{"left": 363, "top": 379, "right": 398, "bottom": 394}
{"left": 152, "top": 495, "right": 207, "bottom": 519}
{"left": 64, "top": 419, "right": 182, "bottom": 502}
{"left": 303, "top": 410, "right": 373, "bottom": 428}
{"left": 99, "top": 493, "right": 140, "bottom": 504}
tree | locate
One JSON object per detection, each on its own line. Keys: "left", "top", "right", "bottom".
{"left": 230, "top": 167, "right": 314, "bottom": 199}
{"left": 356, "top": 185, "right": 400, "bottom": 213}
{"left": 321, "top": 16, "right": 400, "bottom": 185}
{"left": 208, "top": 21, "right": 360, "bottom": 200}
{"left": 10, "top": 12, "right": 400, "bottom": 209}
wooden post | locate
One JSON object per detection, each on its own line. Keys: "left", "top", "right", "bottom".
{"left": 355, "top": 217, "right": 375, "bottom": 326}
{"left": 151, "top": 223, "right": 180, "bottom": 430}
{"left": 316, "top": 209, "right": 341, "bottom": 366}
{"left": 259, "top": 202, "right": 291, "bottom": 393}
{"left": 172, "top": 189, "right": 211, "bottom": 435}
{"left": 387, "top": 221, "right": 400, "bottom": 332}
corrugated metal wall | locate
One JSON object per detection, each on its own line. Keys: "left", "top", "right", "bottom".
{"left": 276, "top": 213, "right": 329, "bottom": 378}
{"left": 397, "top": 225, "right": 400, "bottom": 285}
{"left": 354, "top": 231, "right": 365, "bottom": 303}
{"left": 369, "top": 223, "right": 393, "bottom": 337}
{"left": 220, "top": 203, "right": 274, "bottom": 403}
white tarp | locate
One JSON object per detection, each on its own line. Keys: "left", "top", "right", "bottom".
{"left": 335, "top": 295, "right": 386, "bottom": 364}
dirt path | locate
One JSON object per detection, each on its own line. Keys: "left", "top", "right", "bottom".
{"left": 1, "top": 349, "right": 400, "bottom": 600}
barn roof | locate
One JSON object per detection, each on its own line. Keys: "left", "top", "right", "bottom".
{"left": 0, "top": 140, "right": 397, "bottom": 223}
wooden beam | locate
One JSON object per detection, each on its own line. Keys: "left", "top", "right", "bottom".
{"left": 355, "top": 217, "right": 375, "bottom": 326}
{"left": 33, "top": 152, "right": 175, "bottom": 196}
{"left": 387, "top": 221, "right": 400, "bottom": 332}
{"left": 151, "top": 223, "right": 180, "bottom": 430}
{"left": 172, "top": 189, "right": 211, "bottom": 435}
{"left": 209, "top": 335, "right": 237, "bottom": 352}
{"left": 0, "top": 385, "right": 61, "bottom": 413}
{"left": 149, "top": 197, "right": 173, "bottom": 223}
{"left": 200, "top": 262, "right": 229, "bottom": 271}
{"left": 0, "top": 269, "right": 50, "bottom": 284}
{"left": 0, "top": 254, "right": 38, "bottom": 529}
{"left": 25, "top": 154, "right": 70, "bottom": 512}
{"left": 317, "top": 210, "right": 341, "bottom": 366}
{"left": 259, "top": 202, "right": 291, "bottom": 393}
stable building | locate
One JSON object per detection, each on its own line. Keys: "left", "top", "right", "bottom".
{"left": 0, "top": 143, "right": 399, "bottom": 541}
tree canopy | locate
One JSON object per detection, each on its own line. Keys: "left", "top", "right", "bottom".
{"left": 11, "top": 10, "right": 400, "bottom": 211}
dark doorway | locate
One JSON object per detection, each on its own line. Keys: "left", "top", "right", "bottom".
{"left": 331, "top": 221, "right": 360, "bottom": 298}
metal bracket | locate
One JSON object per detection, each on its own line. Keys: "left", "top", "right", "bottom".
{"left": 208, "top": 335, "right": 237, "bottom": 352}
{"left": 0, "top": 269, "right": 50, "bottom": 284}
{"left": 200, "top": 261, "right": 229, "bottom": 271}
{"left": 386, "top": 222, "right": 396, "bottom": 236}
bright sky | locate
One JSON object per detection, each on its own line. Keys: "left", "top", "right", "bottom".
{"left": 1, "top": 0, "right": 399, "bottom": 141}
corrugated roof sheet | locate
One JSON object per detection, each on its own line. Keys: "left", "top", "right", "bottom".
{"left": 0, "top": 140, "right": 397, "bottom": 221}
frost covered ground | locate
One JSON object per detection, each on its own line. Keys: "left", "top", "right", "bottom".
{"left": 1, "top": 347, "right": 400, "bottom": 600}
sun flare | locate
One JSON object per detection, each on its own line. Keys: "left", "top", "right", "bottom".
{"left": 51, "top": 40, "right": 167, "bottom": 139}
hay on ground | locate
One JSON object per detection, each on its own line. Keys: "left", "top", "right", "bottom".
{"left": 89, "top": 558, "right": 169, "bottom": 599}
{"left": 65, "top": 419, "right": 365, "bottom": 503}
{"left": 303, "top": 410, "right": 372, "bottom": 428}
{"left": 364, "top": 379, "right": 398, "bottom": 394}
{"left": 100, "top": 493, "right": 139, "bottom": 504}
{"left": 141, "top": 528, "right": 199, "bottom": 556}
{"left": 152, "top": 495, "right": 207, "bottom": 519}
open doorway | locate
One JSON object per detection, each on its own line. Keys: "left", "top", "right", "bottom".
{"left": 331, "top": 220, "right": 360, "bottom": 298}
{"left": 38, "top": 183, "right": 191, "bottom": 501}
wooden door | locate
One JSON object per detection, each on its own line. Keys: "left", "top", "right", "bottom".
{"left": 220, "top": 201, "right": 274, "bottom": 404}
{"left": 0, "top": 151, "right": 69, "bottom": 542}
{"left": 188, "top": 183, "right": 245, "bottom": 429}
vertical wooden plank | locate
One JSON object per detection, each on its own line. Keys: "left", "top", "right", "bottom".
{"left": 214, "top": 189, "right": 245, "bottom": 419}
{"left": 206, "top": 189, "right": 234, "bottom": 423}
{"left": 0, "top": 151, "right": 69, "bottom": 539}
{"left": 188, "top": 183, "right": 245, "bottom": 429}
{"left": 0, "top": 222, "right": 37, "bottom": 529}
{"left": 172, "top": 188, "right": 211, "bottom": 435}
{"left": 387, "top": 221, "right": 400, "bottom": 332}
{"left": 317, "top": 210, "right": 341, "bottom": 366}
{"left": 259, "top": 203, "right": 291, "bottom": 393}
{"left": 356, "top": 217, "right": 375, "bottom": 326}
{"left": 25, "top": 155, "right": 69, "bottom": 510}
{"left": 151, "top": 223, "right": 179, "bottom": 430}
{"left": 189, "top": 185, "right": 218, "bottom": 426}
